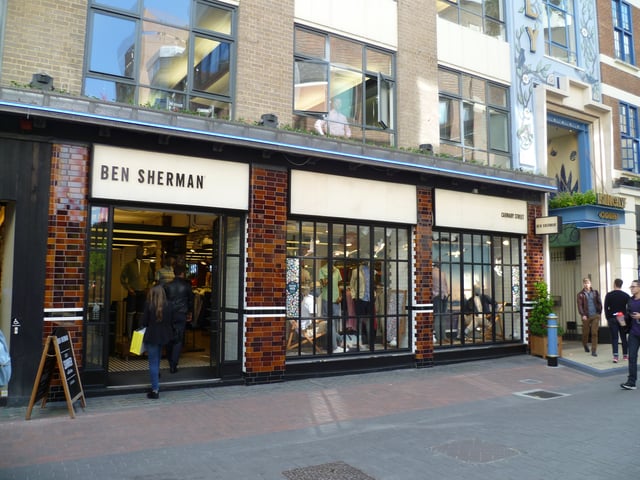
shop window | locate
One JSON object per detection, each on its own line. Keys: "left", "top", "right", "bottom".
{"left": 293, "top": 26, "right": 396, "bottom": 147}
{"left": 542, "top": 0, "right": 577, "bottom": 65}
{"left": 620, "top": 102, "right": 640, "bottom": 173}
{"left": 438, "top": 68, "right": 511, "bottom": 167}
{"left": 436, "top": 0, "right": 506, "bottom": 40}
{"left": 85, "top": 0, "right": 235, "bottom": 119}
{"left": 613, "top": 1, "right": 635, "bottom": 65}
{"left": 286, "top": 221, "right": 410, "bottom": 357}
{"left": 432, "top": 230, "right": 522, "bottom": 348}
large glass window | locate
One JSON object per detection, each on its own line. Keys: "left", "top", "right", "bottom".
{"left": 85, "top": 0, "right": 235, "bottom": 119}
{"left": 436, "top": 0, "right": 506, "bottom": 40}
{"left": 286, "top": 221, "right": 410, "bottom": 357}
{"left": 432, "top": 230, "right": 522, "bottom": 348}
{"left": 613, "top": 0, "right": 635, "bottom": 65}
{"left": 293, "top": 26, "right": 396, "bottom": 147}
{"left": 620, "top": 102, "right": 640, "bottom": 172}
{"left": 542, "top": 0, "right": 577, "bottom": 65}
{"left": 438, "top": 68, "right": 511, "bottom": 167}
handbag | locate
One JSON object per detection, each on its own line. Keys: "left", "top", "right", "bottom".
{"left": 129, "top": 327, "right": 146, "bottom": 355}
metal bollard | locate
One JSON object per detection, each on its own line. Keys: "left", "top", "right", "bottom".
{"left": 546, "top": 313, "right": 559, "bottom": 367}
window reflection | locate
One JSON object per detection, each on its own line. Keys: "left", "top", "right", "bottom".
{"left": 286, "top": 221, "right": 411, "bottom": 357}
{"left": 432, "top": 229, "right": 522, "bottom": 348}
{"left": 294, "top": 26, "right": 395, "bottom": 145}
{"left": 85, "top": 1, "right": 234, "bottom": 116}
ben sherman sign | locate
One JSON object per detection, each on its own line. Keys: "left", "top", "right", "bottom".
{"left": 91, "top": 145, "right": 249, "bottom": 210}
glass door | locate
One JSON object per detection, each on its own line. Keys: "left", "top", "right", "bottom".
{"left": 215, "top": 215, "right": 243, "bottom": 378}
{"left": 83, "top": 205, "right": 112, "bottom": 386}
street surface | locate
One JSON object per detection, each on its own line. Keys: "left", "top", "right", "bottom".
{"left": 1, "top": 354, "right": 638, "bottom": 479}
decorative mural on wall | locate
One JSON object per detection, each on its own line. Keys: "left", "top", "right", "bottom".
{"left": 513, "top": 0, "right": 600, "bottom": 170}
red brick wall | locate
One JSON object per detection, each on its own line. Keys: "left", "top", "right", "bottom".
{"left": 414, "top": 186, "right": 433, "bottom": 367}
{"left": 525, "top": 203, "right": 544, "bottom": 300}
{"left": 43, "top": 144, "right": 90, "bottom": 392}
{"left": 244, "top": 166, "right": 288, "bottom": 383}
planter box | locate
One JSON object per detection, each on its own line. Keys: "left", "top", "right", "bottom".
{"left": 529, "top": 335, "right": 563, "bottom": 359}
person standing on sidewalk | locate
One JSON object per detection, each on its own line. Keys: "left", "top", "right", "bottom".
{"left": 142, "top": 284, "right": 173, "bottom": 399}
{"left": 604, "top": 278, "right": 630, "bottom": 363}
{"left": 164, "top": 263, "right": 194, "bottom": 373}
{"left": 577, "top": 277, "right": 602, "bottom": 357}
{"left": 621, "top": 280, "right": 640, "bottom": 390}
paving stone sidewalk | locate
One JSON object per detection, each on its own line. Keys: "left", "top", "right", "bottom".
{"left": 1, "top": 355, "right": 638, "bottom": 480}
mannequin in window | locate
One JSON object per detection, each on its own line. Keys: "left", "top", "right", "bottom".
{"left": 432, "top": 263, "right": 449, "bottom": 341}
{"left": 320, "top": 262, "right": 347, "bottom": 353}
{"left": 350, "top": 263, "right": 374, "bottom": 348}
{"left": 314, "top": 97, "right": 352, "bottom": 138}
{"left": 120, "top": 245, "right": 154, "bottom": 338}
{"left": 462, "top": 284, "right": 495, "bottom": 338}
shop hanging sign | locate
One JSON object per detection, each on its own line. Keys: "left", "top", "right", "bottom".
{"left": 535, "top": 216, "right": 562, "bottom": 235}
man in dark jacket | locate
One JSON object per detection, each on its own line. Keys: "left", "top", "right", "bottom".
{"left": 604, "top": 278, "right": 630, "bottom": 363}
{"left": 164, "top": 263, "right": 194, "bottom": 373}
{"left": 577, "top": 277, "right": 603, "bottom": 356}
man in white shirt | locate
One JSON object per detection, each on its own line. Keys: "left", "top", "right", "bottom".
{"left": 314, "top": 98, "right": 352, "bottom": 138}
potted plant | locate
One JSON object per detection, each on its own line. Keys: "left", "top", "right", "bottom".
{"left": 528, "top": 281, "right": 563, "bottom": 358}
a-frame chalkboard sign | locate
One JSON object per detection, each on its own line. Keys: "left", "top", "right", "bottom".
{"left": 26, "top": 326, "right": 86, "bottom": 420}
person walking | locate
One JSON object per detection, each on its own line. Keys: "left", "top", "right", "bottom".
{"left": 164, "top": 263, "right": 194, "bottom": 374}
{"left": 577, "top": 277, "right": 602, "bottom": 356}
{"left": 621, "top": 279, "right": 640, "bottom": 390}
{"left": 604, "top": 278, "right": 630, "bottom": 363}
{"left": 141, "top": 284, "right": 173, "bottom": 399}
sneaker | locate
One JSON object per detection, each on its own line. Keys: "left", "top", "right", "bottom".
{"left": 613, "top": 357, "right": 618, "bottom": 363}
{"left": 147, "top": 390, "right": 160, "bottom": 399}
{"left": 591, "top": 351, "right": 598, "bottom": 357}
{"left": 624, "top": 355, "right": 629, "bottom": 361}
{"left": 583, "top": 345, "right": 590, "bottom": 353}
{"left": 621, "top": 382, "right": 637, "bottom": 390}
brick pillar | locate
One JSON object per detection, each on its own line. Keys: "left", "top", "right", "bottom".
{"left": 414, "top": 186, "right": 434, "bottom": 367}
{"left": 43, "top": 143, "right": 89, "bottom": 389}
{"left": 525, "top": 203, "right": 544, "bottom": 301}
{"left": 244, "top": 166, "right": 288, "bottom": 384}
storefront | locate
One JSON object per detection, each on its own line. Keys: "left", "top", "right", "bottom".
{"left": 0, "top": 93, "right": 554, "bottom": 404}
{"left": 431, "top": 189, "right": 529, "bottom": 351}
{"left": 82, "top": 145, "right": 249, "bottom": 387}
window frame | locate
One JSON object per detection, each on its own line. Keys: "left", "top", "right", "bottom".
{"left": 612, "top": 0, "right": 635, "bottom": 65}
{"left": 620, "top": 102, "right": 640, "bottom": 173}
{"left": 293, "top": 26, "right": 396, "bottom": 146}
{"left": 285, "top": 219, "right": 411, "bottom": 358}
{"left": 436, "top": 0, "right": 506, "bottom": 41}
{"left": 438, "top": 67, "right": 511, "bottom": 168}
{"left": 432, "top": 229, "right": 523, "bottom": 348}
{"left": 542, "top": 0, "right": 578, "bottom": 65}
{"left": 84, "top": 0, "right": 236, "bottom": 119}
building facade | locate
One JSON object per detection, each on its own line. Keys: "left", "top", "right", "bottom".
{"left": 0, "top": 0, "right": 560, "bottom": 406}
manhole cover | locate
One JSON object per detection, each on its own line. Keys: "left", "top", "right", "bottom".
{"left": 432, "top": 438, "right": 520, "bottom": 463}
{"left": 283, "top": 461, "right": 374, "bottom": 480}
{"left": 514, "top": 389, "right": 569, "bottom": 400}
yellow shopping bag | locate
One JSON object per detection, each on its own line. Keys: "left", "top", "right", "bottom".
{"left": 129, "top": 327, "right": 146, "bottom": 355}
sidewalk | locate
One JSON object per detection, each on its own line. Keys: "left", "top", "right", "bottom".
{"left": 1, "top": 352, "right": 638, "bottom": 479}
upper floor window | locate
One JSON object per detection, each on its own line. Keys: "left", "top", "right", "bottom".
{"left": 293, "top": 26, "right": 395, "bottom": 147}
{"left": 438, "top": 68, "right": 511, "bottom": 168}
{"left": 436, "top": 0, "right": 506, "bottom": 41}
{"left": 620, "top": 102, "right": 639, "bottom": 172}
{"left": 542, "top": 0, "right": 577, "bottom": 65}
{"left": 85, "top": 0, "right": 235, "bottom": 119}
{"left": 613, "top": 0, "right": 635, "bottom": 64}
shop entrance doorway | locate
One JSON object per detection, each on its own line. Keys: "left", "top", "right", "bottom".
{"left": 83, "top": 206, "right": 244, "bottom": 388}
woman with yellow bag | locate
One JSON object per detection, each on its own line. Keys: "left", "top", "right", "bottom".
{"left": 141, "top": 284, "right": 173, "bottom": 399}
